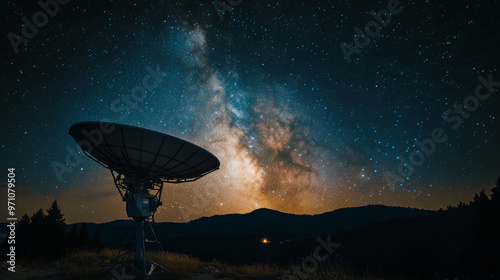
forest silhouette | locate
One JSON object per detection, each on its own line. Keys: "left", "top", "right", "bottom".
{"left": 1, "top": 200, "right": 103, "bottom": 263}
{"left": 313, "top": 176, "right": 500, "bottom": 279}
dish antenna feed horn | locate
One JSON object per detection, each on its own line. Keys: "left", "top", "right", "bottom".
{"left": 69, "top": 122, "right": 220, "bottom": 276}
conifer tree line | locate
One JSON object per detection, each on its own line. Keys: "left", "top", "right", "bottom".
{"left": 1, "top": 200, "right": 103, "bottom": 263}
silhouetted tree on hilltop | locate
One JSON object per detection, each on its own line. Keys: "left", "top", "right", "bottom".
{"left": 46, "top": 200, "right": 66, "bottom": 258}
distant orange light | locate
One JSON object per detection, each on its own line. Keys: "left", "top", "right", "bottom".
{"left": 261, "top": 238, "right": 269, "bottom": 244}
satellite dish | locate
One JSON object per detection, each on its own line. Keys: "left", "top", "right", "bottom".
{"left": 69, "top": 121, "right": 220, "bottom": 183}
{"left": 69, "top": 121, "right": 220, "bottom": 275}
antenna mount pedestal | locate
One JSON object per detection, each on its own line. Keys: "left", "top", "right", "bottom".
{"left": 110, "top": 172, "right": 167, "bottom": 276}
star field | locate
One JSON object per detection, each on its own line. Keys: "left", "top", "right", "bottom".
{"left": 1, "top": 0, "right": 499, "bottom": 223}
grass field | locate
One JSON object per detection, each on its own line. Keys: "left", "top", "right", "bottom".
{"left": 11, "top": 249, "right": 414, "bottom": 280}
{"left": 52, "top": 249, "right": 283, "bottom": 279}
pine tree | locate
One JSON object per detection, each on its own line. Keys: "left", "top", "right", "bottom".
{"left": 479, "top": 190, "right": 489, "bottom": 204}
{"left": 491, "top": 176, "right": 500, "bottom": 202}
{"left": 19, "top": 213, "right": 30, "bottom": 226}
{"left": 46, "top": 200, "right": 67, "bottom": 258}
{"left": 490, "top": 176, "right": 500, "bottom": 217}
{"left": 46, "top": 199, "right": 65, "bottom": 224}
{"left": 31, "top": 208, "right": 45, "bottom": 225}
{"left": 472, "top": 190, "right": 489, "bottom": 207}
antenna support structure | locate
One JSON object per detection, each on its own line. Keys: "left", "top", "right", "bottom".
{"left": 110, "top": 171, "right": 166, "bottom": 276}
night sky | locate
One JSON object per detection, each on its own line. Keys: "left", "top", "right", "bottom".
{"left": 2, "top": 0, "right": 499, "bottom": 223}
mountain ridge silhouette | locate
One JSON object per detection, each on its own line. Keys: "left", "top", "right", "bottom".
{"left": 62, "top": 205, "right": 426, "bottom": 246}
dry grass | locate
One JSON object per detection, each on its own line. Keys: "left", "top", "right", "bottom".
{"left": 53, "top": 249, "right": 115, "bottom": 279}
{"left": 51, "top": 250, "right": 403, "bottom": 280}
{"left": 147, "top": 251, "right": 282, "bottom": 279}
{"left": 147, "top": 250, "right": 204, "bottom": 279}
{"left": 53, "top": 249, "right": 285, "bottom": 279}
{"left": 230, "top": 263, "right": 282, "bottom": 279}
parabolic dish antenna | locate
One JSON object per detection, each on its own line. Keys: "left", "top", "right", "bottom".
{"left": 69, "top": 121, "right": 220, "bottom": 183}
{"left": 69, "top": 121, "right": 220, "bottom": 275}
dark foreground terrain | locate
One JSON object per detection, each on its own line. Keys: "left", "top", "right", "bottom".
{"left": 2, "top": 179, "right": 500, "bottom": 279}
